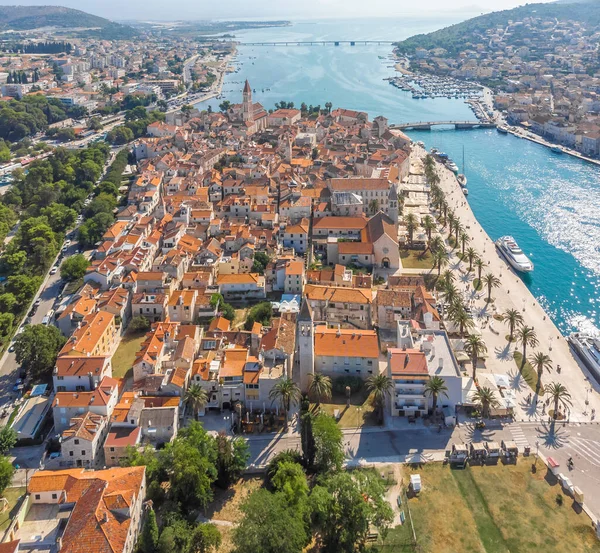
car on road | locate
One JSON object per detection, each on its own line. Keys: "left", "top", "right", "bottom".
{"left": 34, "top": 298, "right": 41, "bottom": 307}
{"left": 50, "top": 266, "right": 58, "bottom": 275}
{"left": 8, "top": 345, "right": 14, "bottom": 353}
{"left": 16, "top": 326, "right": 24, "bottom": 335}
{"left": 12, "top": 379, "right": 23, "bottom": 392}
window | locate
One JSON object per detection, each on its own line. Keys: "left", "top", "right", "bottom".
{"left": 57, "top": 376, "right": 64, "bottom": 381}
{"left": 69, "top": 451, "right": 73, "bottom": 456}
{"left": 110, "top": 447, "right": 115, "bottom": 452}
{"left": 82, "top": 451, "right": 86, "bottom": 456}
{"left": 35, "top": 494, "right": 40, "bottom": 500}
{"left": 367, "top": 360, "right": 373, "bottom": 366}
{"left": 74, "top": 439, "right": 79, "bottom": 445}
{"left": 52, "top": 493, "right": 57, "bottom": 499}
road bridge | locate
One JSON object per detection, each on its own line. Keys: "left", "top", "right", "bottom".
{"left": 238, "top": 40, "right": 394, "bottom": 46}
{"left": 391, "top": 121, "right": 496, "bottom": 131}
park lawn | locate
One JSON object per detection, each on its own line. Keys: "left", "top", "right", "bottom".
{"left": 513, "top": 351, "right": 544, "bottom": 395}
{"left": 400, "top": 249, "right": 434, "bottom": 270}
{"left": 313, "top": 388, "right": 378, "bottom": 428}
{"left": 111, "top": 331, "right": 146, "bottom": 379}
{"left": 373, "top": 463, "right": 599, "bottom": 553}
{"left": 0, "top": 487, "right": 26, "bottom": 533}
{"left": 469, "top": 462, "right": 600, "bottom": 553}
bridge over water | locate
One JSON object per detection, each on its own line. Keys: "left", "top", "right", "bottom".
{"left": 391, "top": 121, "right": 496, "bottom": 131}
{"left": 238, "top": 40, "right": 394, "bottom": 46}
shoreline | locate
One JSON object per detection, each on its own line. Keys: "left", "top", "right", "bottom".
{"left": 416, "top": 146, "right": 600, "bottom": 421}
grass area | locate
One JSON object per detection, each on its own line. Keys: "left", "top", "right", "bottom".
{"left": 400, "top": 248, "right": 434, "bottom": 270}
{"left": 207, "top": 476, "right": 263, "bottom": 553}
{"left": 313, "top": 388, "right": 378, "bottom": 428}
{"left": 0, "top": 487, "right": 26, "bottom": 532}
{"left": 473, "top": 278, "right": 483, "bottom": 291}
{"left": 111, "top": 330, "right": 146, "bottom": 379}
{"left": 373, "top": 463, "right": 600, "bottom": 553}
{"left": 513, "top": 351, "right": 543, "bottom": 395}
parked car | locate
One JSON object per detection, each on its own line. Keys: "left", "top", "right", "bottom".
{"left": 50, "top": 266, "right": 58, "bottom": 275}
{"left": 34, "top": 298, "right": 41, "bottom": 307}
{"left": 12, "top": 379, "right": 23, "bottom": 392}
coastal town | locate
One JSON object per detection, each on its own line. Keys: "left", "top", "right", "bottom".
{"left": 0, "top": 3, "right": 596, "bottom": 553}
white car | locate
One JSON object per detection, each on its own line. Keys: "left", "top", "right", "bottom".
{"left": 50, "top": 266, "right": 58, "bottom": 275}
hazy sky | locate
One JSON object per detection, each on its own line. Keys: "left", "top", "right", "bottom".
{"left": 0, "top": 0, "right": 555, "bottom": 22}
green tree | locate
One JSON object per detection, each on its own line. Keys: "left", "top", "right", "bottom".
{"left": 0, "top": 313, "right": 14, "bottom": 336}
{"left": 422, "top": 215, "right": 436, "bottom": 245}
{"left": 466, "top": 247, "right": 477, "bottom": 271}
{"left": 269, "top": 377, "right": 301, "bottom": 429}
{"left": 366, "top": 373, "right": 394, "bottom": 424}
{"left": 424, "top": 376, "right": 448, "bottom": 415}
{"left": 0, "top": 427, "right": 17, "bottom": 454}
{"left": 139, "top": 509, "right": 159, "bottom": 553}
{"left": 434, "top": 248, "right": 449, "bottom": 277}
{"left": 483, "top": 272, "right": 500, "bottom": 303}
{"left": 244, "top": 302, "right": 273, "bottom": 330}
{"left": 0, "top": 456, "right": 15, "bottom": 497}
{"left": 502, "top": 308, "right": 523, "bottom": 341}
{"left": 300, "top": 412, "right": 316, "bottom": 470}
{"left": 60, "top": 254, "right": 89, "bottom": 282}
{"left": 472, "top": 386, "right": 499, "bottom": 419}
{"left": 530, "top": 351, "right": 552, "bottom": 383}
{"left": 0, "top": 293, "right": 17, "bottom": 313}
{"left": 545, "top": 382, "right": 572, "bottom": 419}
{"left": 266, "top": 449, "right": 302, "bottom": 488}
{"left": 312, "top": 412, "right": 344, "bottom": 473}
{"left": 308, "top": 373, "right": 332, "bottom": 407}
{"left": 271, "top": 461, "right": 309, "bottom": 506}
{"left": 39, "top": 203, "right": 77, "bottom": 233}
{"left": 451, "top": 305, "right": 474, "bottom": 337}
{"left": 251, "top": 252, "right": 270, "bottom": 275}
{"left": 120, "top": 444, "right": 161, "bottom": 482}
{"left": 129, "top": 315, "right": 151, "bottom": 333}
{"left": 232, "top": 489, "right": 308, "bottom": 553}
{"left": 403, "top": 213, "right": 418, "bottom": 247}
{"left": 14, "top": 324, "right": 66, "bottom": 380}
{"left": 185, "top": 384, "right": 208, "bottom": 419}
{"left": 310, "top": 470, "right": 393, "bottom": 553}
{"left": 215, "top": 432, "right": 249, "bottom": 489}
{"left": 474, "top": 257, "right": 485, "bottom": 283}
{"left": 517, "top": 326, "right": 539, "bottom": 364}
{"left": 465, "top": 334, "right": 487, "bottom": 380}
{"left": 157, "top": 519, "right": 191, "bottom": 553}
{"left": 209, "top": 293, "right": 235, "bottom": 322}
{"left": 188, "top": 523, "right": 222, "bottom": 553}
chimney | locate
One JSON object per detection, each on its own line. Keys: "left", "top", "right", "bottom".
{"left": 336, "top": 324, "right": 341, "bottom": 337}
{"left": 404, "top": 353, "right": 410, "bottom": 367}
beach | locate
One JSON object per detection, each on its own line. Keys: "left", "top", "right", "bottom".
{"left": 416, "top": 146, "right": 600, "bottom": 422}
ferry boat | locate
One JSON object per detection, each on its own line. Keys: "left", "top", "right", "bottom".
{"left": 497, "top": 125, "right": 509, "bottom": 134}
{"left": 495, "top": 236, "right": 534, "bottom": 272}
{"left": 568, "top": 333, "right": 600, "bottom": 380}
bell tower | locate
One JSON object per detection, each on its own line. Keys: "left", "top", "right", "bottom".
{"left": 296, "top": 299, "right": 314, "bottom": 392}
{"left": 242, "top": 80, "right": 253, "bottom": 122}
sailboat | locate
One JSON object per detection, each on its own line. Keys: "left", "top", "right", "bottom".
{"left": 457, "top": 145, "right": 468, "bottom": 188}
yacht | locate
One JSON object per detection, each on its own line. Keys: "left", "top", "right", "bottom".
{"left": 457, "top": 174, "right": 468, "bottom": 187}
{"left": 551, "top": 145, "right": 564, "bottom": 154}
{"left": 495, "top": 236, "right": 534, "bottom": 272}
{"left": 568, "top": 333, "right": 600, "bottom": 380}
{"left": 446, "top": 160, "right": 459, "bottom": 174}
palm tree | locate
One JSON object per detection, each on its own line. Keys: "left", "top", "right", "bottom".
{"left": 422, "top": 215, "right": 436, "bottom": 245}
{"left": 482, "top": 272, "right": 500, "bottom": 303}
{"left": 434, "top": 248, "right": 449, "bottom": 277}
{"left": 452, "top": 220, "right": 464, "bottom": 248}
{"left": 465, "top": 334, "right": 487, "bottom": 380}
{"left": 429, "top": 172, "right": 440, "bottom": 186}
{"left": 502, "top": 308, "right": 523, "bottom": 341}
{"left": 545, "top": 382, "right": 572, "bottom": 419}
{"left": 404, "top": 213, "right": 418, "bottom": 247}
{"left": 516, "top": 326, "right": 538, "bottom": 364}
{"left": 474, "top": 258, "right": 485, "bottom": 283}
{"left": 530, "top": 351, "right": 552, "bottom": 393}
{"left": 446, "top": 210, "right": 456, "bottom": 232}
{"left": 366, "top": 373, "right": 394, "bottom": 424}
{"left": 325, "top": 101, "right": 333, "bottom": 114}
{"left": 185, "top": 384, "right": 208, "bottom": 419}
{"left": 269, "top": 377, "right": 301, "bottom": 428}
{"left": 430, "top": 235, "right": 445, "bottom": 255}
{"left": 466, "top": 248, "right": 478, "bottom": 272}
{"left": 439, "top": 269, "right": 455, "bottom": 290}
{"left": 460, "top": 231, "right": 470, "bottom": 255}
{"left": 368, "top": 199, "right": 380, "bottom": 214}
{"left": 442, "top": 282, "right": 459, "bottom": 305}
{"left": 424, "top": 376, "right": 448, "bottom": 416}
{"left": 472, "top": 386, "right": 499, "bottom": 419}
{"left": 452, "top": 306, "right": 474, "bottom": 337}
{"left": 308, "top": 373, "right": 332, "bottom": 407}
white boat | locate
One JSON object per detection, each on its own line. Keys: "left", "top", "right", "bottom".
{"left": 462, "top": 187, "right": 469, "bottom": 196}
{"left": 497, "top": 125, "right": 509, "bottom": 134}
{"left": 551, "top": 145, "right": 564, "bottom": 154}
{"left": 457, "top": 174, "right": 467, "bottom": 187}
{"left": 568, "top": 333, "right": 600, "bottom": 380}
{"left": 446, "top": 161, "right": 459, "bottom": 174}
{"left": 495, "top": 236, "right": 534, "bottom": 272}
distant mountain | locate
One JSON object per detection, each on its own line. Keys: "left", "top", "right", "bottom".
{"left": 0, "top": 5, "right": 136, "bottom": 37}
{"left": 395, "top": 1, "right": 600, "bottom": 55}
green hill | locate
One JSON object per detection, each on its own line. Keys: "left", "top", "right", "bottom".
{"left": 395, "top": 1, "right": 600, "bottom": 55}
{"left": 0, "top": 5, "right": 136, "bottom": 38}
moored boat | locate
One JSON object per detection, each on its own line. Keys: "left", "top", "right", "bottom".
{"left": 495, "top": 236, "right": 534, "bottom": 272}
{"left": 568, "top": 333, "right": 600, "bottom": 381}
{"left": 497, "top": 125, "right": 509, "bottom": 134}
{"left": 457, "top": 174, "right": 467, "bottom": 187}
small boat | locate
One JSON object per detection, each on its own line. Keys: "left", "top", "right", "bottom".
{"left": 446, "top": 160, "right": 459, "bottom": 174}
{"left": 551, "top": 145, "right": 564, "bottom": 154}
{"left": 497, "top": 126, "right": 509, "bottom": 134}
{"left": 568, "top": 333, "right": 600, "bottom": 380}
{"left": 462, "top": 188, "right": 469, "bottom": 196}
{"left": 457, "top": 174, "right": 468, "bottom": 187}
{"left": 495, "top": 236, "right": 534, "bottom": 272}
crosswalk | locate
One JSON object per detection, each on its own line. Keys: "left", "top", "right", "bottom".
{"left": 565, "top": 437, "right": 600, "bottom": 468}
{"left": 509, "top": 425, "right": 531, "bottom": 450}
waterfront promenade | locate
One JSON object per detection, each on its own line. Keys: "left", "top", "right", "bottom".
{"left": 417, "top": 145, "right": 600, "bottom": 423}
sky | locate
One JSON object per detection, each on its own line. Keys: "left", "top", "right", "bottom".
{"left": 0, "top": 0, "right": 556, "bottom": 22}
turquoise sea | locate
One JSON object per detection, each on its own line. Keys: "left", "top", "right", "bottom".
{"left": 197, "top": 18, "right": 600, "bottom": 335}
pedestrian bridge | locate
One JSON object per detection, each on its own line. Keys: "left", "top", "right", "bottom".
{"left": 391, "top": 121, "right": 496, "bottom": 131}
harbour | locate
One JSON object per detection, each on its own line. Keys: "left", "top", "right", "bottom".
{"left": 197, "top": 18, "right": 600, "bottom": 336}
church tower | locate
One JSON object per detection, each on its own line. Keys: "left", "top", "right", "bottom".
{"left": 387, "top": 181, "right": 399, "bottom": 225}
{"left": 285, "top": 133, "right": 293, "bottom": 162}
{"left": 296, "top": 298, "right": 315, "bottom": 392}
{"left": 242, "top": 80, "right": 253, "bottom": 122}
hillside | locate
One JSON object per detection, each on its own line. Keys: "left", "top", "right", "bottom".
{"left": 0, "top": 5, "right": 136, "bottom": 38}
{"left": 395, "top": 1, "right": 600, "bottom": 55}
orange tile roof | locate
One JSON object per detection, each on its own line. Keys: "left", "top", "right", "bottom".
{"left": 314, "top": 326, "right": 379, "bottom": 358}
{"left": 304, "top": 284, "right": 371, "bottom": 304}
{"left": 60, "top": 311, "right": 115, "bottom": 356}
{"left": 388, "top": 348, "right": 429, "bottom": 378}
{"left": 220, "top": 348, "right": 247, "bottom": 378}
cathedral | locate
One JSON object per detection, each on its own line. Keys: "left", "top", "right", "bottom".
{"left": 229, "top": 80, "right": 269, "bottom": 135}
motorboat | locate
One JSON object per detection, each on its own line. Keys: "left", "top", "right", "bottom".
{"left": 462, "top": 187, "right": 469, "bottom": 196}
{"left": 446, "top": 160, "right": 459, "bottom": 174}
{"left": 495, "top": 236, "right": 534, "bottom": 272}
{"left": 551, "top": 145, "right": 564, "bottom": 154}
{"left": 568, "top": 333, "right": 600, "bottom": 380}
{"left": 457, "top": 174, "right": 467, "bottom": 187}
{"left": 497, "top": 125, "right": 509, "bottom": 134}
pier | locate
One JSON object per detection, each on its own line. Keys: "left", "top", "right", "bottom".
{"left": 237, "top": 40, "right": 393, "bottom": 46}
{"left": 391, "top": 121, "right": 496, "bottom": 131}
